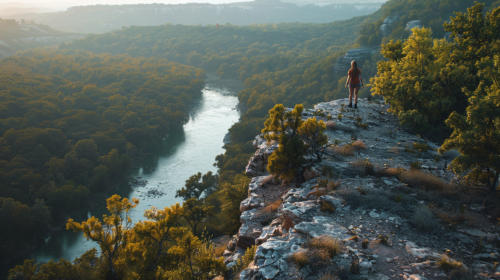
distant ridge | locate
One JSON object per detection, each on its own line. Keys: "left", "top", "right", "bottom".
{"left": 12, "top": 0, "right": 382, "bottom": 33}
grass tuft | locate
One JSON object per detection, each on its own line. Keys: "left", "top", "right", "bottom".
{"left": 308, "top": 235, "right": 344, "bottom": 258}
{"left": 290, "top": 250, "right": 310, "bottom": 268}
{"left": 399, "top": 170, "right": 455, "bottom": 192}
{"left": 437, "top": 254, "right": 464, "bottom": 272}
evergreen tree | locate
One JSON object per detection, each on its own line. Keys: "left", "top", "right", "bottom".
{"left": 440, "top": 5, "right": 500, "bottom": 190}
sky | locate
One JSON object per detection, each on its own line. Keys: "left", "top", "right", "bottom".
{"left": 1, "top": 0, "right": 386, "bottom": 11}
{"left": 1, "top": 0, "right": 247, "bottom": 11}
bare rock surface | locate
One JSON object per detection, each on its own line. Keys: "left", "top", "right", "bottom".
{"left": 225, "top": 98, "right": 500, "bottom": 279}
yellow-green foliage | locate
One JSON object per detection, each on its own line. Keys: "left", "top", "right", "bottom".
{"left": 264, "top": 104, "right": 328, "bottom": 183}
{"left": 437, "top": 255, "right": 464, "bottom": 272}
{"left": 372, "top": 2, "right": 499, "bottom": 190}
{"left": 371, "top": 27, "right": 466, "bottom": 139}
{"left": 439, "top": 6, "right": 500, "bottom": 191}
{"left": 11, "top": 195, "right": 226, "bottom": 280}
{"left": 233, "top": 245, "right": 257, "bottom": 273}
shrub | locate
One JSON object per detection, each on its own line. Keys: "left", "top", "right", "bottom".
{"left": 263, "top": 104, "right": 328, "bottom": 183}
{"left": 351, "top": 140, "right": 367, "bottom": 150}
{"left": 290, "top": 250, "right": 310, "bottom": 268}
{"left": 320, "top": 200, "right": 336, "bottom": 213}
{"left": 333, "top": 144, "right": 354, "bottom": 156}
{"left": 399, "top": 170, "right": 455, "bottom": 192}
{"left": 308, "top": 235, "right": 344, "bottom": 258}
{"left": 437, "top": 254, "right": 464, "bottom": 272}
{"left": 350, "top": 159, "right": 374, "bottom": 175}
{"left": 233, "top": 245, "right": 257, "bottom": 273}
{"left": 412, "top": 205, "right": 439, "bottom": 232}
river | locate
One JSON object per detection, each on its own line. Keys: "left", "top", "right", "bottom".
{"left": 34, "top": 85, "right": 240, "bottom": 263}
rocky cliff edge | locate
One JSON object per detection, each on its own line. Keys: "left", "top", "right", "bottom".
{"left": 223, "top": 98, "right": 500, "bottom": 280}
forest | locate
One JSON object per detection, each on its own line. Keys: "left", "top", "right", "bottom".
{"left": 0, "top": 50, "right": 204, "bottom": 275}
{"left": 3, "top": 0, "right": 499, "bottom": 278}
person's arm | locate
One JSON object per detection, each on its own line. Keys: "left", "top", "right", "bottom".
{"left": 345, "top": 75, "right": 351, "bottom": 88}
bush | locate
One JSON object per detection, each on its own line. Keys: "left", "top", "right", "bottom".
{"left": 412, "top": 205, "right": 439, "bottom": 232}
{"left": 308, "top": 236, "right": 344, "bottom": 258}
{"left": 263, "top": 104, "right": 328, "bottom": 183}
{"left": 437, "top": 255, "right": 464, "bottom": 272}
{"left": 399, "top": 170, "right": 455, "bottom": 192}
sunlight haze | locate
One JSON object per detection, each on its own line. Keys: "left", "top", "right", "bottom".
{"left": 2, "top": 0, "right": 386, "bottom": 11}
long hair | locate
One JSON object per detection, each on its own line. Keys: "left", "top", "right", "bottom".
{"left": 349, "top": 60, "right": 359, "bottom": 75}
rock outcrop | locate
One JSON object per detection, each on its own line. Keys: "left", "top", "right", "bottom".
{"left": 225, "top": 98, "right": 500, "bottom": 280}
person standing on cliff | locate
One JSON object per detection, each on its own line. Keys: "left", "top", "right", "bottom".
{"left": 345, "top": 60, "right": 363, "bottom": 109}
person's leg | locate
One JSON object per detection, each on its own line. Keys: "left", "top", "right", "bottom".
{"left": 348, "top": 86, "right": 353, "bottom": 107}
{"left": 354, "top": 87, "right": 359, "bottom": 108}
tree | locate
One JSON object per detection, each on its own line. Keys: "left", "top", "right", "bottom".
{"left": 298, "top": 117, "right": 328, "bottom": 161}
{"left": 371, "top": 27, "right": 468, "bottom": 139}
{"left": 440, "top": 5, "right": 500, "bottom": 191}
{"left": 176, "top": 171, "right": 218, "bottom": 200}
{"left": 66, "top": 195, "right": 138, "bottom": 280}
{"left": 263, "top": 104, "right": 306, "bottom": 183}
{"left": 263, "top": 104, "right": 328, "bottom": 183}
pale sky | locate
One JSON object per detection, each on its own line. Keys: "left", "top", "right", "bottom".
{"left": 1, "top": 0, "right": 386, "bottom": 12}
{"left": 1, "top": 0, "right": 249, "bottom": 11}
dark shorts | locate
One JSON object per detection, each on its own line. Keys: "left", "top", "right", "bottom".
{"left": 349, "top": 83, "right": 361, "bottom": 89}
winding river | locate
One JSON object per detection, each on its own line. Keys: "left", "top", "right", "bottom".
{"left": 34, "top": 85, "right": 240, "bottom": 262}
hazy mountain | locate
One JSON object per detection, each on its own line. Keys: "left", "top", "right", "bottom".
{"left": 13, "top": 0, "right": 382, "bottom": 33}
{"left": 0, "top": 19, "right": 81, "bottom": 58}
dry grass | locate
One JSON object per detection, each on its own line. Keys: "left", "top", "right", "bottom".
{"left": 431, "top": 206, "right": 465, "bottom": 226}
{"left": 399, "top": 170, "right": 456, "bottom": 192}
{"left": 261, "top": 199, "right": 282, "bottom": 214}
{"left": 319, "top": 272, "right": 339, "bottom": 280}
{"left": 307, "top": 188, "right": 328, "bottom": 198}
{"left": 308, "top": 235, "right": 344, "bottom": 258}
{"left": 376, "top": 167, "right": 402, "bottom": 177}
{"left": 350, "top": 159, "right": 374, "bottom": 175}
{"left": 327, "top": 180, "right": 340, "bottom": 191}
{"left": 333, "top": 144, "right": 355, "bottom": 156}
{"left": 437, "top": 254, "right": 464, "bottom": 272}
{"left": 320, "top": 200, "right": 336, "bottom": 213}
{"left": 351, "top": 140, "right": 367, "bottom": 150}
{"left": 290, "top": 250, "right": 310, "bottom": 267}
{"left": 281, "top": 215, "right": 295, "bottom": 231}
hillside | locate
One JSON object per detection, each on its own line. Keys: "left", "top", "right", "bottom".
{"left": 14, "top": 0, "right": 382, "bottom": 34}
{"left": 226, "top": 99, "right": 499, "bottom": 279}
{"left": 0, "top": 19, "right": 80, "bottom": 58}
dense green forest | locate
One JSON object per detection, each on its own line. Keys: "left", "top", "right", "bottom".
{"left": 0, "top": 50, "right": 204, "bottom": 275}
{"left": 372, "top": 3, "right": 499, "bottom": 189}
{"left": 358, "top": 0, "right": 500, "bottom": 45}
{"left": 0, "top": 19, "right": 78, "bottom": 58}
{"left": 4, "top": 0, "right": 499, "bottom": 278}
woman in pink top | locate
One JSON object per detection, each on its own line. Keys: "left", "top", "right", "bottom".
{"left": 345, "top": 60, "right": 364, "bottom": 108}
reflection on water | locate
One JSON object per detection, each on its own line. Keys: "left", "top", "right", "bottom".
{"left": 34, "top": 86, "right": 240, "bottom": 262}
